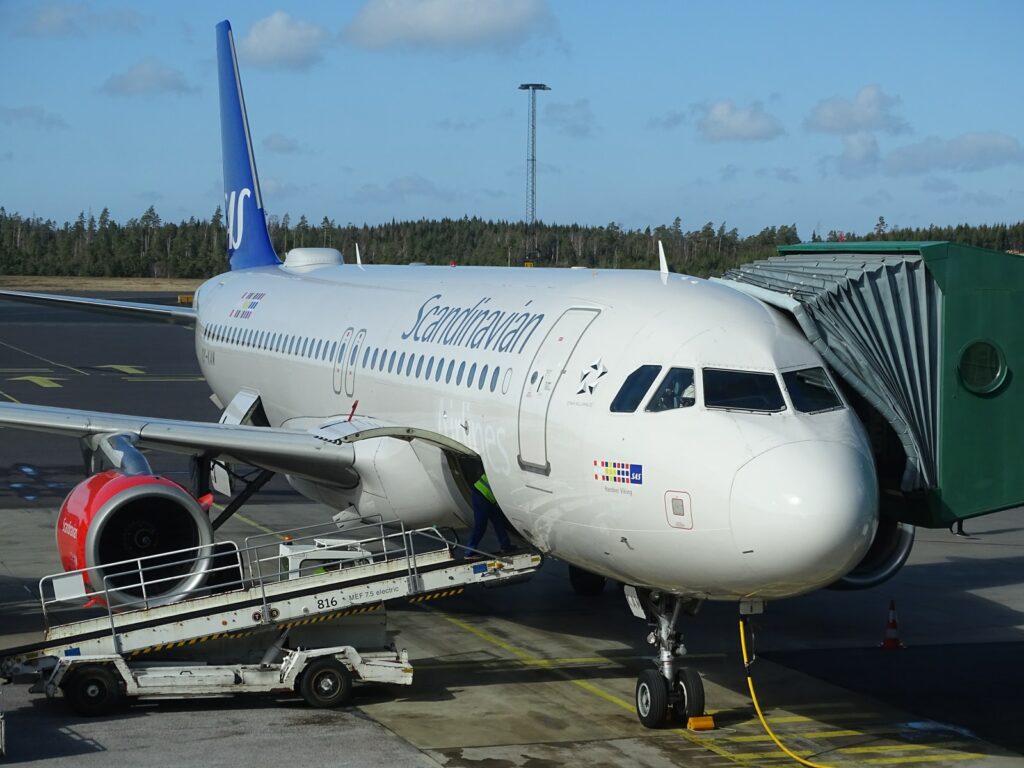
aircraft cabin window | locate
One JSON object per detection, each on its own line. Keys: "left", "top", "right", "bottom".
{"left": 446, "top": 360, "right": 454, "bottom": 383}
{"left": 782, "top": 367, "right": 844, "bottom": 413}
{"left": 610, "top": 365, "right": 662, "bottom": 412}
{"left": 479, "top": 364, "right": 488, "bottom": 390}
{"left": 468, "top": 363, "right": 477, "bottom": 388}
{"left": 379, "top": 349, "right": 388, "bottom": 372}
{"left": 426, "top": 356, "right": 434, "bottom": 380}
{"left": 331, "top": 341, "right": 338, "bottom": 362}
{"left": 703, "top": 368, "right": 785, "bottom": 413}
{"left": 398, "top": 352, "right": 406, "bottom": 374}
{"left": 647, "top": 368, "right": 696, "bottom": 412}
{"left": 288, "top": 336, "right": 295, "bottom": 355}
{"left": 457, "top": 361, "right": 466, "bottom": 385}
{"left": 406, "top": 354, "right": 415, "bottom": 376}
{"left": 314, "top": 339, "right": 323, "bottom": 359}
{"left": 416, "top": 355, "right": 424, "bottom": 378}
{"left": 371, "top": 347, "right": 378, "bottom": 369}
{"left": 436, "top": 358, "right": 445, "bottom": 382}
{"left": 388, "top": 351, "right": 396, "bottom": 373}
{"left": 363, "top": 347, "right": 371, "bottom": 369}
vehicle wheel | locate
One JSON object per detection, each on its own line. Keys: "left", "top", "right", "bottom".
{"left": 299, "top": 658, "right": 353, "bottom": 708}
{"left": 635, "top": 669, "right": 669, "bottom": 728}
{"left": 568, "top": 565, "right": 606, "bottom": 596}
{"left": 64, "top": 665, "right": 123, "bottom": 716}
{"left": 672, "top": 667, "right": 706, "bottom": 722}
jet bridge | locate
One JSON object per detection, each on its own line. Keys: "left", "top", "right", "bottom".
{"left": 716, "top": 241, "right": 1024, "bottom": 528}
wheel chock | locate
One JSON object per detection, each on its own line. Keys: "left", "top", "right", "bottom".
{"left": 687, "top": 715, "right": 716, "bottom": 731}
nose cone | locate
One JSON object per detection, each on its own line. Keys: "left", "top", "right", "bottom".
{"left": 730, "top": 441, "right": 877, "bottom": 596}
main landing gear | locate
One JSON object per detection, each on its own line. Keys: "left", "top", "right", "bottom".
{"left": 624, "top": 586, "right": 705, "bottom": 728}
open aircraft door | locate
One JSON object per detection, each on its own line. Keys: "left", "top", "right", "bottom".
{"left": 332, "top": 327, "right": 354, "bottom": 395}
{"left": 517, "top": 308, "right": 600, "bottom": 474}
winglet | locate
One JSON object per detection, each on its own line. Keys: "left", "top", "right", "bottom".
{"left": 216, "top": 20, "right": 279, "bottom": 271}
{"left": 355, "top": 243, "right": 363, "bottom": 267}
{"left": 658, "top": 240, "right": 669, "bottom": 276}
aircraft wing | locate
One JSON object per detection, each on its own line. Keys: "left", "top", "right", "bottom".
{"left": 0, "top": 402, "right": 473, "bottom": 485}
{"left": 0, "top": 289, "right": 196, "bottom": 326}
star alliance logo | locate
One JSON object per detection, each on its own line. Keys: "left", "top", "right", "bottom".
{"left": 577, "top": 358, "right": 607, "bottom": 395}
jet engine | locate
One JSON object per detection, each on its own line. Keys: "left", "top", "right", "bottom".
{"left": 828, "top": 517, "right": 915, "bottom": 590}
{"left": 56, "top": 470, "right": 214, "bottom": 607}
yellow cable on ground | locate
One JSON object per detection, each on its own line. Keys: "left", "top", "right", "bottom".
{"left": 739, "top": 617, "right": 833, "bottom": 768}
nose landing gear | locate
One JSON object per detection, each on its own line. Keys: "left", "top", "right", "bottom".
{"left": 625, "top": 586, "right": 705, "bottom": 728}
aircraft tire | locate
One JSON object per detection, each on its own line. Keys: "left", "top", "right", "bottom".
{"left": 300, "top": 658, "right": 353, "bottom": 708}
{"left": 64, "top": 664, "right": 124, "bottom": 716}
{"left": 671, "top": 667, "right": 705, "bottom": 722}
{"left": 635, "top": 669, "right": 669, "bottom": 728}
{"left": 568, "top": 565, "right": 606, "bottom": 596}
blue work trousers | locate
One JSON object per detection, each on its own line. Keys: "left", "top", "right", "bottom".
{"left": 467, "top": 488, "right": 511, "bottom": 551}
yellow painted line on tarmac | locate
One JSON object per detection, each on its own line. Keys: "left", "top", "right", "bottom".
{"left": 861, "top": 754, "right": 982, "bottom": 765}
{"left": 227, "top": 509, "right": 282, "bottom": 537}
{"left": 838, "top": 744, "right": 940, "bottom": 754}
{"left": 0, "top": 389, "right": 21, "bottom": 403}
{"left": 0, "top": 339, "right": 89, "bottom": 375}
{"left": 431, "top": 608, "right": 746, "bottom": 765}
{"left": 121, "top": 376, "right": 206, "bottom": 382}
{"left": 0, "top": 367, "right": 54, "bottom": 373}
{"left": 766, "top": 713, "right": 877, "bottom": 724}
{"left": 97, "top": 364, "right": 146, "bottom": 375}
{"left": 728, "top": 730, "right": 862, "bottom": 743}
{"left": 7, "top": 375, "right": 65, "bottom": 388}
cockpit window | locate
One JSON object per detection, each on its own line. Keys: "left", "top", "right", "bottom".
{"left": 646, "top": 368, "right": 696, "bottom": 412}
{"left": 610, "top": 365, "right": 661, "bottom": 412}
{"left": 782, "top": 367, "right": 844, "bottom": 413}
{"left": 703, "top": 368, "right": 785, "bottom": 413}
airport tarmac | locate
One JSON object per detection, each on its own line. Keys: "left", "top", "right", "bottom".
{"left": 1, "top": 295, "right": 1023, "bottom": 767}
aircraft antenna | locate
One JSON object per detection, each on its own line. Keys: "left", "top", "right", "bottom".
{"left": 518, "top": 83, "right": 551, "bottom": 225}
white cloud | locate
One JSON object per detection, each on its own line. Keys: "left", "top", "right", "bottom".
{"left": 885, "top": 133, "right": 1024, "bottom": 175}
{"left": 101, "top": 59, "right": 196, "bottom": 96}
{"left": 805, "top": 85, "right": 909, "bottom": 135}
{"left": 238, "top": 12, "right": 330, "bottom": 71}
{"left": 756, "top": 167, "right": 799, "bottom": 183}
{"left": 262, "top": 178, "right": 308, "bottom": 199}
{"left": 837, "top": 131, "right": 880, "bottom": 177}
{"left": 343, "top": 0, "right": 551, "bottom": 49}
{"left": 0, "top": 106, "right": 68, "bottom": 129}
{"left": 697, "top": 100, "right": 783, "bottom": 142}
{"left": 263, "top": 133, "right": 301, "bottom": 154}
{"left": 355, "top": 174, "right": 453, "bottom": 204}
{"left": 647, "top": 110, "right": 687, "bottom": 131}
{"left": 19, "top": 2, "right": 141, "bottom": 37}
{"left": 545, "top": 99, "right": 595, "bottom": 138}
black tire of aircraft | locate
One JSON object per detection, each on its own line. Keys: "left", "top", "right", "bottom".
{"left": 635, "top": 668, "right": 669, "bottom": 728}
{"left": 672, "top": 667, "right": 706, "bottom": 722}
{"left": 299, "top": 658, "right": 354, "bottom": 708}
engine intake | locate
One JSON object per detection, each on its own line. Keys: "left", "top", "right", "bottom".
{"left": 829, "top": 517, "right": 915, "bottom": 590}
{"left": 57, "top": 471, "right": 214, "bottom": 607}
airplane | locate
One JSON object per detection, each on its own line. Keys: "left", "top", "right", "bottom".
{"left": 0, "top": 20, "right": 886, "bottom": 727}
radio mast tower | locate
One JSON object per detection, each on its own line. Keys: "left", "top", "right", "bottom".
{"left": 518, "top": 83, "right": 550, "bottom": 225}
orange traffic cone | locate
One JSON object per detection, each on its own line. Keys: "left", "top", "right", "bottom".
{"left": 879, "top": 599, "right": 905, "bottom": 650}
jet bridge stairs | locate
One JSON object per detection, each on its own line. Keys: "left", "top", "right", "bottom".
{"left": 1, "top": 519, "right": 541, "bottom": 712}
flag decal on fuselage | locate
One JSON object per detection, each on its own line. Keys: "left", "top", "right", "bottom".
{"left": 594, "top": 460, "right": 643, "bottom": 485}
{"left": 229, "top": 291, "right": 266, "bottom": 319}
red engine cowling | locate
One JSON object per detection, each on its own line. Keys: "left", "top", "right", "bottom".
{"left": 57, "top": 470, "right": 214, "bottom": 607}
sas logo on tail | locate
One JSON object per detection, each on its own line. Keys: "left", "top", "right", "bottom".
{"left": 225, "top": 187, "right": 251, "bottom": 250}
{"left": 594, "top": 460, "right": 643, "bottom": 485}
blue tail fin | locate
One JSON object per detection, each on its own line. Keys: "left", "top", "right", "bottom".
{"left": 216, "top": 20, "right": 279, "bottom": 270}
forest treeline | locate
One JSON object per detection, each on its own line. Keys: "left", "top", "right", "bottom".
{"left": 1, "top": 206, "right": 1022, "bottom": 279}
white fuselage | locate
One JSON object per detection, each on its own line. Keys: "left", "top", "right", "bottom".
{"left": 193, "top": 262, "right": 878, "bottom": 601}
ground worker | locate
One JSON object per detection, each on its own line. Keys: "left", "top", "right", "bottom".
{"left": 466, "top": 472, "right": 513, "bottom": 557}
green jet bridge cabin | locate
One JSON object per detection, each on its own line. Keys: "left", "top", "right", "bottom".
{"left": 716, "top": 241, "right": 1023, "bottom": 531}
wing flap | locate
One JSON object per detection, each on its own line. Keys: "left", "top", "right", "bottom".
{"left": 0, "top": 290, "right": 196, "bottom": 326}
{"left": 0, "top": 403, "right": 353, "bottom": 482}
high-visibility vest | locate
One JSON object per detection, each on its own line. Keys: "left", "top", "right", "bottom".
{"left": 474, "top": 473, "right": 496, "bottom": 505}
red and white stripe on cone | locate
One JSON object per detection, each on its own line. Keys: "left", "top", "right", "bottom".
{"left": 879, "top": 599, "right": 905, "bottom": 650}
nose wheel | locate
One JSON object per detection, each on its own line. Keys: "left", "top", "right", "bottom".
{"left": 625, "top": 587, "right": 706, "bottom": 728}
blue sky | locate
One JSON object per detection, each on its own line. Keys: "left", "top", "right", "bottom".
{"left": 2, "top": 1, "right": 1022, "bottom": 239}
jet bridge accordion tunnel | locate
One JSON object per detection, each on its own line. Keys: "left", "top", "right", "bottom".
{"left": 717, "top": 241, "right": 1024, "bottom": 531}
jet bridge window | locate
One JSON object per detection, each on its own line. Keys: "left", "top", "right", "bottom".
{"left": 610, "top": 365, "right": 662, "bottom": 413}
{"left": 703, "top": 368, "right": 785, "bottom": 413}
{"left": 646, "top": 368, "right": 696, "bottom": 412}
{"left": 782, "top": 367, "right": 844, "bottom": 413}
